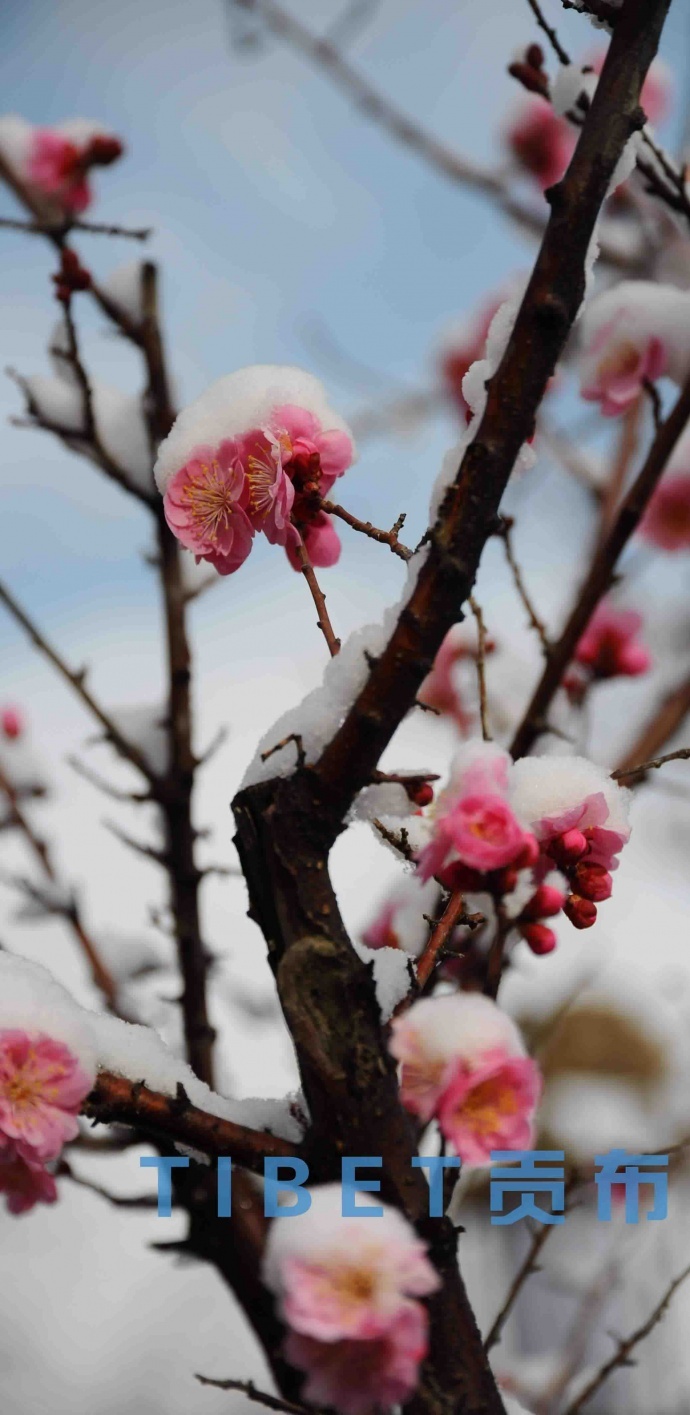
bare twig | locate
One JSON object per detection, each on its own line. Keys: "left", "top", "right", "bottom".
{"left": 321, "top": 500, "right": 412, "bottom": 560}
{"left": 498, "top": 517, "right": 550, "bottom": 651}
{"left": 469, "top": 595, "right": 491, "bottom": 741}
{"left": 416, "top": 891, "right": 471, "bottom": 989}
{"left": 0, "top": 214, "right": 151, "bottom": 239}
{"left": 484, "top": 1222, "right": 555, "bottom": 1352}
{"left": 291, "top": 531, "right": 341, "bottom": 656}
{"left": 525, "top": 0, "right": 570, "bottom": 65}
{"left": 612, "top": 745, "right": 690, "bottom": 779}
{"left": 562, "top": 1264, "right": 690, "bottom": 1415}
{"left": 196, "top": 1376, "right": 313, "bottom": 1415}
{"left": 614, "top": 672, "right": 690, "bottom": 781}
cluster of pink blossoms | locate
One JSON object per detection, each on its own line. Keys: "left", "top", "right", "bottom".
{"left": 413, "top": 742, "right": 631, "bottom": 951}
{"left": 0, "top": 116, "right": 123, "bottom": 215}
{"left": 564, "top": 603, "right": 651, "bottom": 702}
{"left": 154, "top": 368, "right": 355, "bottom": 576}
{"left": 390, "top": 993, "right": 541, "bottom": 1164}
{"left": 0, "top": 1030, "right": 91, "bottom": 1214}
{"left": 263, "top": 1184, "right": 438, "bottom": 1415}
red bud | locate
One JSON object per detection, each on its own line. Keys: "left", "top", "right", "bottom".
{"left": 521, "top": 923, "right": 557, "bottom": 955}
{"left": 523, "top": 883, "right": 565, "bottom": 920}
{"left": 572, "top": 862, "right": 613, "bottom": 902}
{"left": 564, "top": 894, "right": 597, "bottom": 929}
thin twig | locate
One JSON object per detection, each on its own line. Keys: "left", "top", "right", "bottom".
{"left": 196, "top": 1376, "right": 313, "bottom": 1415}
{"left": 484, "top": 1222, "right": 554, "bottom": 1352}
{"left": 498, "top": 517, "right": 550, "bottom": 651}
{"left": 0, "top": 580, "right": 159, "bottom": 786}
{"left": 292, "top": 532, "right": 341, "bottom": 656}
{"left": 416, "top": 891, "right": 471, "bottom": 989}
{"left": 524, "top": 0, "right": 570, "bottom": 65}
{"left": 0, "top": 761, "right": 118, "bottom": 1007}
{"left": 0, "top": 214, "right": 151, "bottom": 239}
{"left": 612, "top": 746, "right": 690, "bottom": 779}
{"left": 372, "top": 818, "right": 413, "bottom": 860}
{"left": 469, "top": 595, "right": 491, "bottom": 741}
{"left": 321, "top": 501, "right": 412, "bottom": 560}
{"left": 562, "top": 1264, "right": 690, "bottom": 1415}
{"left": 614, "top": 673, "right": 690, "bottom": 782}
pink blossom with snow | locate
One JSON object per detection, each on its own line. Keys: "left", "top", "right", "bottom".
{"left": 0, "top": 117, "right": 123, "bottom": 216}
{"left": 389, "top": 993, "right": 540, "bottom": 1162}
{"left": 0, "top": 1029, "right": 92, "bottom": 1162}
{"left": 154, "top": 368, "right": 354, "bottom": 575}
{"left": 416, "top": 741, "right": 536, "bottom": 885}
{"left": 263, "top": 1184, "right": 437, "bottom": 1413}
{"left": 579, "top": 282, "right": 690, "bottom": 417}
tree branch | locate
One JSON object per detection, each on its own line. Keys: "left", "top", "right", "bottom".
{"left": 511, "top": 369, "right": 690, "bottom": 759}
{"left": 83, "top": 1072, "right": 302, "bottom": 1172}
{"left": 321, "top": 500, "right": 412, "bottom": 560}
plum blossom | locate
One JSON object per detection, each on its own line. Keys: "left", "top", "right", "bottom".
{"left": 162, "top": 439, "right": 255, "bottom": 575}
{"left": 389, "top": 993, "right": 541, "bottom": 1162}
{"left": 505, "top": 97, "right": 575, "bottom": 190}
{"left": 0, "top": 116, "right": 123, "bottom": 216}
{"left": 0, "top": 1141, "right": 57, "bottom": 1216}
{"left": 418, "top": 622, "right": 493, "bottom": 728}
{"left": 0, "top": 1029, "right": 92, "bottom": 1161}
{"left": 579, "top": 282, "right": 690, "bottom": 417}
{"left": 154, "top": 367, "right": 354, "bottom": 575}
{"left": 284, "top": 1303, "right": 428, "bottom": 1415}
{"left": 567, "top": 603, "right": 651, "bottom": 695}
{"left": 641, "top": 474, "right": 690, "bottom": 552}
{"left": 416, "top": 741, "right": 537, "bottom": 886}
{"left": 263, "top": 1184, "right": 438, "bottom": 1413}
{"left": 511, "top": 754, "right": 631, "bottom": 929}
{"left": 437, "top": 300, "right": 502, "bottom": 418}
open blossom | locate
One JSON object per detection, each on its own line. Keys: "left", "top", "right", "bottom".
{"left": 505, "top": 97, "right": 575, "bottom": 190}
{"left": 571, "top": 603, "right": 651, "bottom": 681}
{"left": 263, "top": 1184, "right": 437, "bottom": 1414}
{"left": 416, "top": 741, "right": 536, "bottom": 885}
{"left": 389, "top": 993, "right": 540, "bottom": 1163}
{"left": 579, "top": 282, "right": 690, "bottom": 417}
{"left": 284, "top": 1303, "right": 428, "bottom": 1415}
{"left": 0, "top": 116, "right": 123, "bottom": 215}
{"left": 0, "top": 1030, "right": 91, "bottom": 1162}
{"left": 163, "top": 439, "right": 255, "bottom": 575}
{"left": 0, "top": 1142, "right": 57, "bottom": 1216}
{"left": 154, "top": 367, "right": 354, "bottom": 575}
{"left": 641, "top": 473, "right": 690, "bottom": 551}
{"left": 418, "top": 622, "right": 492, "bottom": 727}
{"left": 511, "top": 755, "right": 631, "bottom": 929}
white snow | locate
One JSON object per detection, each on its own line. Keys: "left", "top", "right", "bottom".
{"left": 579, "top": 281, "right": 690, "bottom": 393}
{"left": 511, "top": 753, "right": 631, "bottom": 838}
{"left": 101, "top": 260, "right": 145, "bottom": 325}
{"left": 552, "top": 65, "right": 598, "bottom": 121}
{"left": 390, "top": 991, "right": 527, "bottom": 1066}
{"left": 357, "top": 944, "right": 412, "bottom": 1020}
{"left": 0, "top": 952, "right": 97, "bottom": 1077}
{"left": 154, "top": 365, "right": 356, "bottom": 493}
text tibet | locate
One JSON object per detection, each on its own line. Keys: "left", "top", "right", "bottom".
{"left": 141, "top": 1149, "right": 670, "bottom": 1223}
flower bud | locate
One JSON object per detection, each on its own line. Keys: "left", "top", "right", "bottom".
{"left": 564, "top": 894, "right": 598, "bottom": 929}
{"left": 523, "top": 883, "right": 566, "bottom": 920}
{"left": 572, "top": 862, "right": 613, "bottom": 902}
{"left": 407, "top": 781, "right": 434, "bottom": 808}
{"left": 521, "top": 923, "right": 557, "bottom": 955}
{"left": 547, "top": 828, "right": 588, "bottom": 866}
{"left": 1, "top": 706, "right": 23, "bottom": 740}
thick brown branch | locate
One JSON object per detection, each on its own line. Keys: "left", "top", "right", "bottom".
{"left": 511, "top": 370, "right": 690, "bottom": 759}
{"left": 83, "top": 1072, "right": 301, "bottom": 1172}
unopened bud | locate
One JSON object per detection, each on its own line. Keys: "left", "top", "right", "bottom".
{"left": 564, "top": 894, "right": 597, "bottom": 929}
{"left": 521, "top": 922, "right": 557, "bottom": 955}
{"left": 523, "top": 883, "right": 565, "bottom": 920}
{"left": 572, "top": 862, "right": 612, "bottom": 902}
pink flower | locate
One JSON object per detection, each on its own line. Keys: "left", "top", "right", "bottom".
{"left": 283, "top": 1301, "right": 428, "bottom": 1415}
{"left": 573, "top": 604, "right": 651, "bottom": 680}
{"left": 581, "top": 319, "right": 667, "bottom": 417}
{"left": 362, "top": 902, "right": 399, "bottom": 951}
{"left": 418, "top": 625, "right": 477, "bottom": 727}
{"left": 0, "top": 1141, "right": 57, "bottom": 1216}
{"left": 641, "top": 474, "right": 690, "bottom": 551}
{"left": 1, "top": 705, "right": 23, "bottom": 740}
{"left": 286, "top": 512, "right": 342, "bottom": 570}
{"left": 417, "top": 794, "right": 529, "bottom": 882}
{"left": 437, "top": 1051, "right": 541, "bottom": 1165}
{"left": 506, "top": 98, "right": 575, "bottom": 190}
{"left": 163, "top": 440, "right": 255, "bottom": 575}
{"left": 244, "top": 430, "right": 294, "bottom": 545}
{"left": 389, "top": 992, "right": 534, "bottom": 1134}
{"left": 27, "top": 128, "right": 123, "bottom": 215}
{"left": 438, "top": 303, "right": 501, "bottom": 418}
{"left": 0, "top": 1030, "right": 91, "bottom": 1162}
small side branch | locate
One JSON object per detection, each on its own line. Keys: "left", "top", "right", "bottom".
{"left": 84, "top": 1072, "right": 303, "bottom": 1173}
{"left": 484, "top": 1221, "right": 554, "bottom": 1352}
{"left": 196, "top": 1376, "right": 312, "bottom": 1415}
{"left": 562, "top": 1263, "right": 690, "bottom": 1415}
{"left": 292, "top": 532, "right": 341, "bottom": 656}
{"left": 321, "top": 500, "right": 412, "bottom": 560}
{"left": 469, "top": 595, "right": 491, "bottom": 741}
{"left": 497, "top": 517, "right": 550, "bottom": 652}
{"left": 416, "top": 891, "right": 473, "bottom": 989}
{"left": 612, "top": 746, "right": 690, "bottom": 780}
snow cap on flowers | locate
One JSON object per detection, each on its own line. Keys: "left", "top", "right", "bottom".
{"left": 263, "top": 1182, "right": 437, "bottom": 1413}
{"left": 154, "top": 366, "right": 354, "bottom": 574}
{"left": 510, "top": 754, "right": 631, "bottom": 863}
{"left": 389, "top": 993, "right": 540, "bottom": 1163}
{"left": 0, "top": 115, "right": 123, "bottom": 215}
{"left": 579, "top": 281, "right": 690, "bottom": 416}
{"left": 416, "top": 740, "right": 534, "bottom": 882}
{"left": 0, "top": 953, "right": 97, "bottom": 1078}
